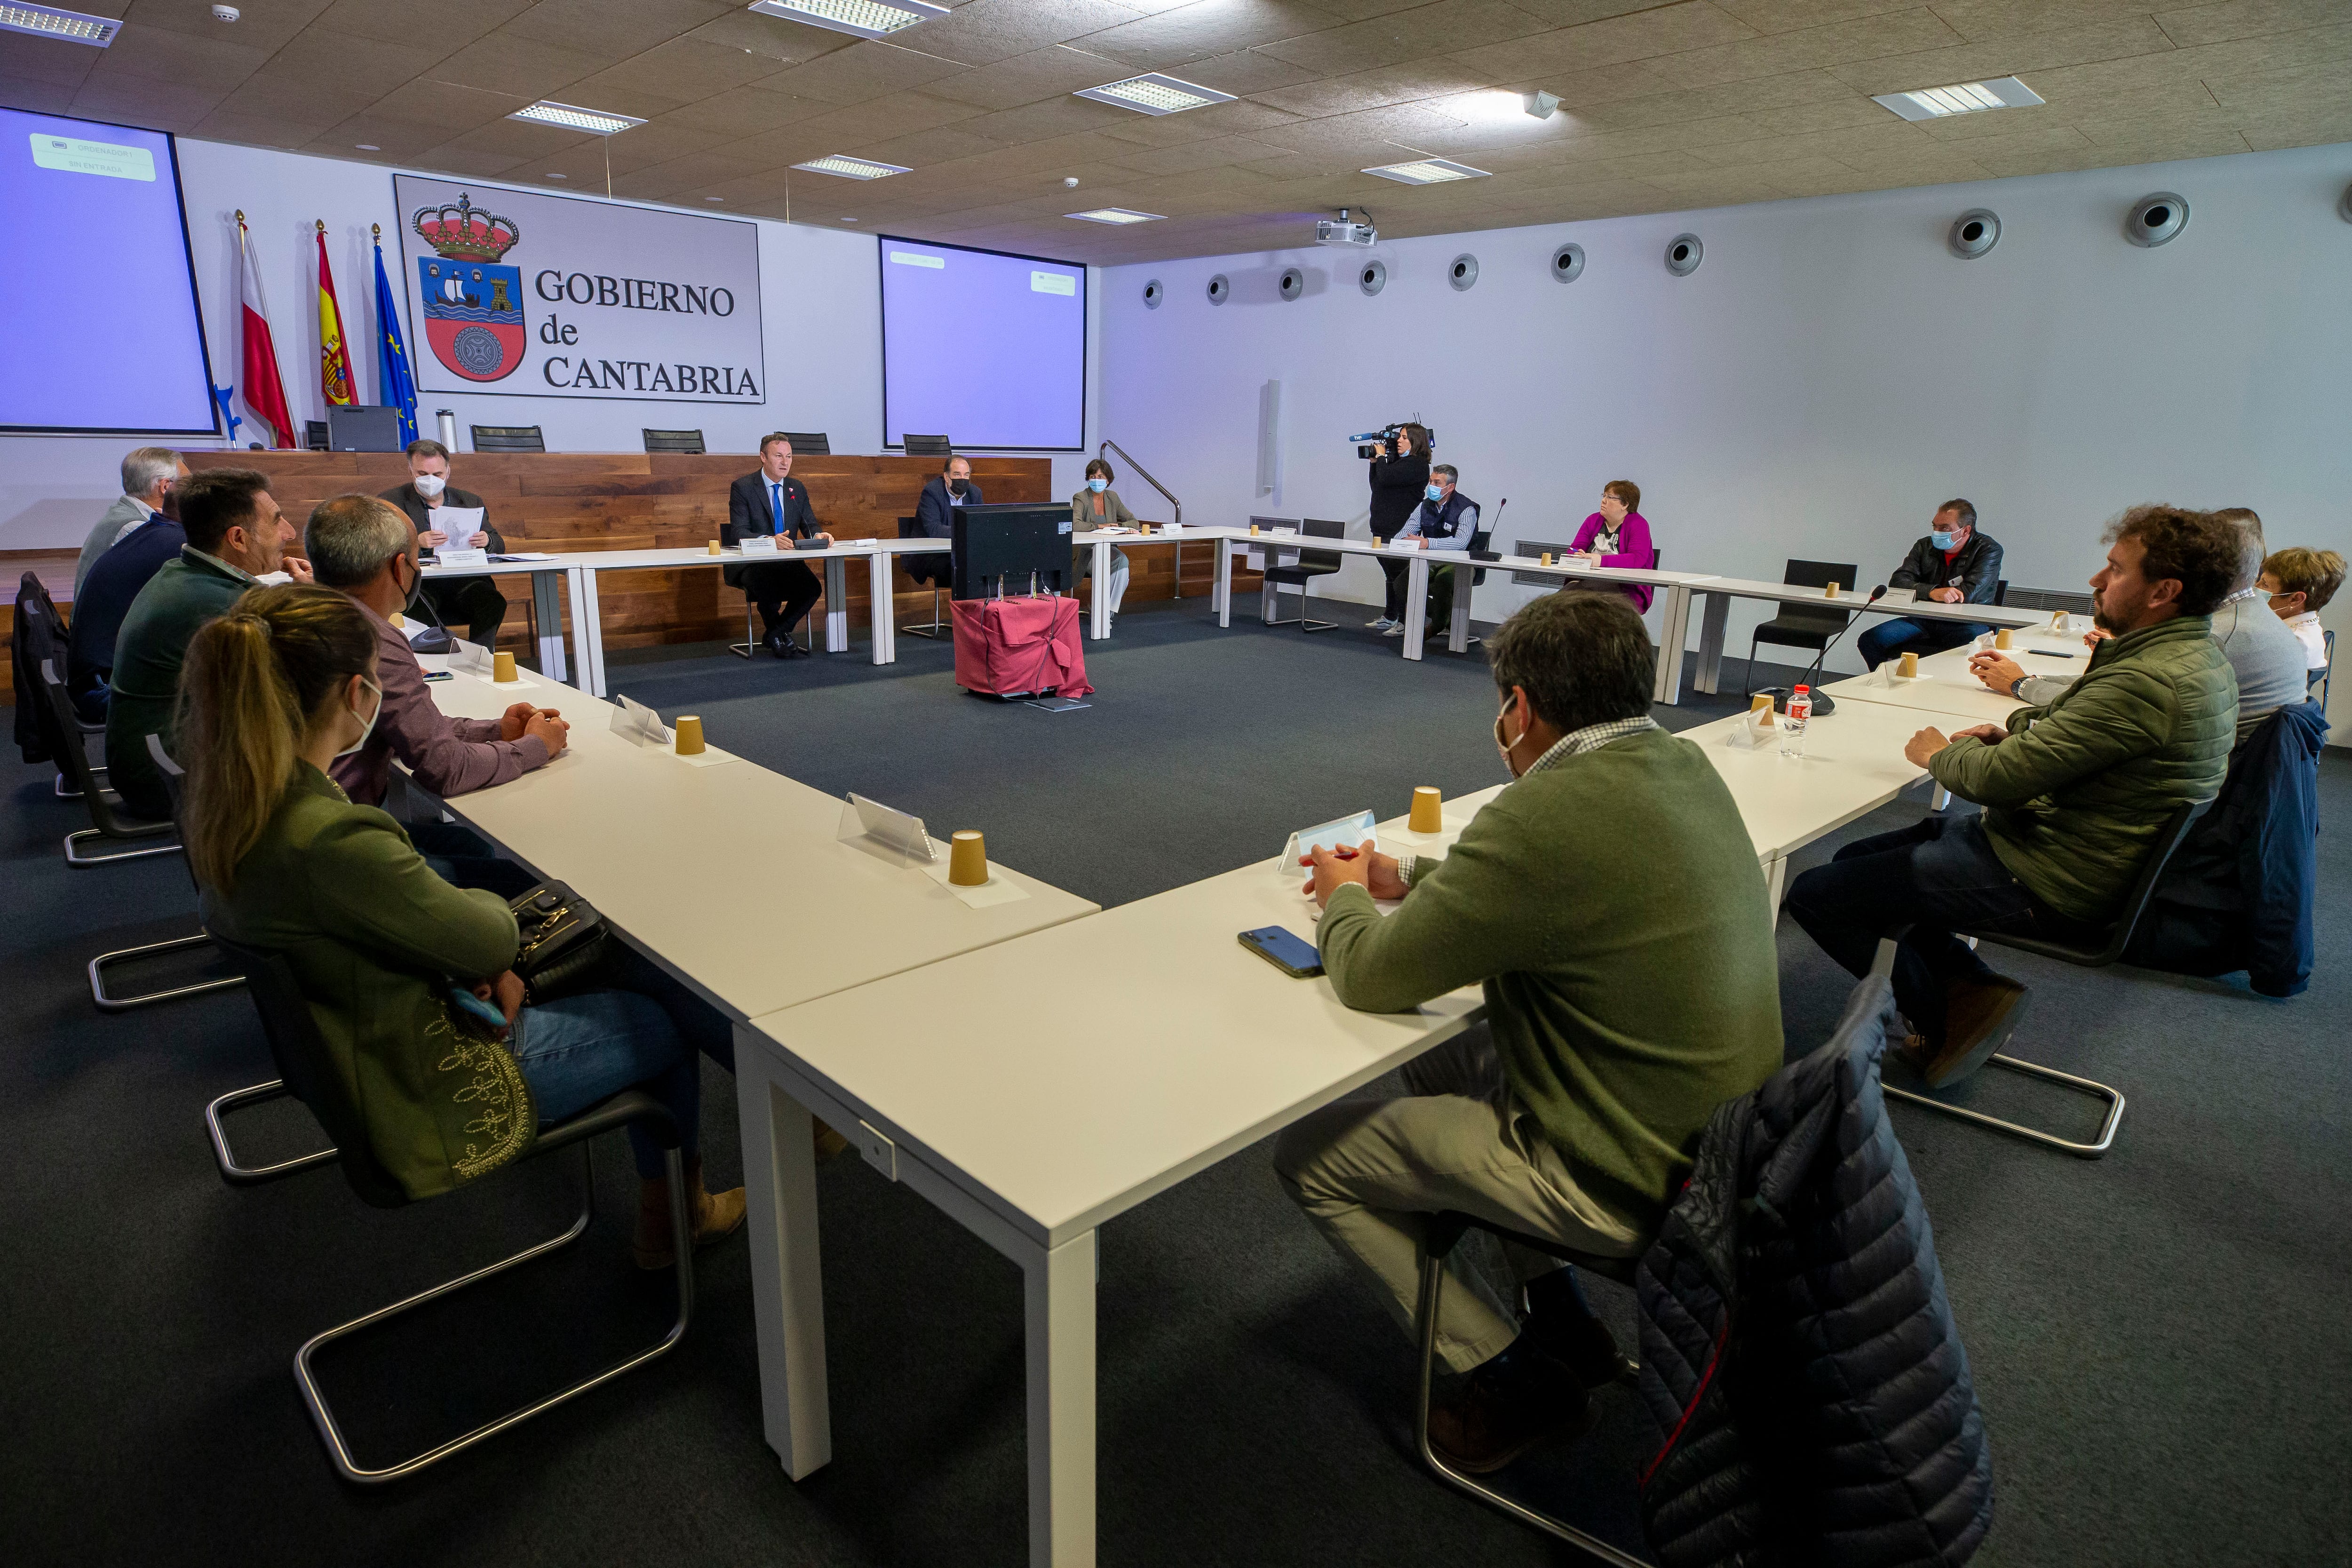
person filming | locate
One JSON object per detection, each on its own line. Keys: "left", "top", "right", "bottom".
{"left": 1363, "top": 422, "right": 1431, "bottom": 632}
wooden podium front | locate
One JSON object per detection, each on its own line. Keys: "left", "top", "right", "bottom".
{"left": 184, "top": 452, "right": 1240, "bottom": 657}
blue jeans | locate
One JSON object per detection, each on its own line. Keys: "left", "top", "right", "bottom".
{"left": 1857, "top": 615, "right": 1989, "bottom": 670}
{"left": 1786, "top": 814, "right": 2082, "bottom": 1045}
{"left": 409, "top": 820, "right": 540, "bottom": 899}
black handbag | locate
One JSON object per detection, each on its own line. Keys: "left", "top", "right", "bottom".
{"left": 508, "top": 881, "right": 610, "bottom": 1003}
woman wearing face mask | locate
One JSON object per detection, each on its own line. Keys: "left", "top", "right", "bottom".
{"left": 182, "top": 583, "right": 744, "bottom": 1268}
{"left": 1564, "top": 480, "right": 1656, "bottom": 613}
{"left": 1069, "top": 458, "right": 1135, "bottom": 625}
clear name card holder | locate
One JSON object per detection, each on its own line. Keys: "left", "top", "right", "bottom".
{"left": 1277, "top": 809, "right": 1378, "bottom": 877}
{"left": 837, "top": 791, "right": 938, "bottom": 869}
{"left": 738, "top": 534, "right": 779, "bottom": 556}
{"left": 608, "top": 694, "right": 671, "bottom": 748}
{"left": 447, "top": 636, "right": 494, "bottom": 677}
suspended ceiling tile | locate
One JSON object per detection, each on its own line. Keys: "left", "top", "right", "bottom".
{"left": 310, "top": 0, "right": 533, "bottom": 49}
{"left": 1172, "top": 46, "right": 1326, "bottom": 95}
{"left": 118, "top": 0, "right": 333, "bottom": 55}
{"left": 431, "top": 114, "right": 597, "bottom": 159}
{"left": 572, "top": 37, "right": 795, "bottom": 102}
{"left": 2153, "top": 0, "right": 2352, "bottom": 50}
{"left": 264, "top": 27, "right": 453, "bottom": 90}
{"left": 1710, "top": 0, "right": 1921, "bottom": 36}
{"left": 919, "top": 43, "right": 1128, "bottom": 110}
{"left": 1827, "top": 16, "right": 2178, "bottom": 97}
{"left": 760, "top": 39, "right": 968, "bottom": 105}
{"left": 901, "top": 0, "right": 1149, "bottom": 68}
{"left": 790, "top": 88, "right": 989, "bottom": 144}
{"left": 1926, "top": 0, "right": 2166, "bottom": 46}
{"left": 1447, "top": 3, "right": 1757, "bottom": 78}
{"left": 416, "top": 144, "right": 531, "bottom": 176}
{"left": 1073, "top": 0, "right": 1343, "bottom": 71}
{"left": 82, "top": 23, "right": 268, "bottom": 88}
{"left": 309, "top": 114, "right": 446, "bottom": 157}
{"left": 1248, "top": 56, "right": 1501, "bottom": 117}
{"left": 682, "top": 8, "right": 859, "bottom": 64}
{"left": 958, "top": 92, "right": 1133, "bottom": 143}
{"left": 0, "top": 30, "right": 103, "bottom": 88}
{"left": 658, "top": 83, "right": 840, "bottom": 136}
{"left": 1257, "top": 0, "right": 1557, "bottom": 74}
{"left": 844, "top": 123, "right": 1008, "bottom": 165}
{"left": 429, "top": 30, "right": 614, "bottom": 100}
{"left": 1640, "top": 8, "right": 1969, "bottom": 91}
{"left": 2233, "top": 99, "right": 2352, "bottom": 151}
{"left": 1934, "top": 121, "right": 2098, "bottom": 176}
{"left": 351, "top": 78, "right": 532, "bottom": 131}
{"left": 0, "top": 71, "right": 83, "bottom": 110}
{"left": 77, "top": 78, "right": 228, "bottom": 130}
{"left": 501, "top": 0, "right": 735, "bottom": 60}
{"left": 1102, "top": 131, "right": 1298, "bottom": 174}
{"left": 214, "top": 69, "right": 376, "bottom": 130}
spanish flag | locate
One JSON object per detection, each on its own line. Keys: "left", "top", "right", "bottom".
{"left": 316, "top": 221, "right": 355, "bottom": 408}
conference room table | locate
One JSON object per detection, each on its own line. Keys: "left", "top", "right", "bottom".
{"left": 1685, "top": 580, "right": 2053, "bottom": 698}
{"left": 1820, "top": 622, "right": 2092, "bottom": 724}
{"left": 417, "top": 555, "right": 583, "bottom": 685}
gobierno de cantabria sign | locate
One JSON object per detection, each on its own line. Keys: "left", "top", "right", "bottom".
{"left": 394, "top": 175, "right": 765, "bottom": 404}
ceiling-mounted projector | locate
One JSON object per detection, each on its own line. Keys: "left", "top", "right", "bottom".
{"left": 1317, "top": 207, "right": 1377, "bottom": 247}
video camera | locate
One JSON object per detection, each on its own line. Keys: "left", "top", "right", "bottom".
{"left": 1351, "top": 423, "right": 1431, "bottom": 460}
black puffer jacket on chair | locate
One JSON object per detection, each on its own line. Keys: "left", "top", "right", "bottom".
{"left": 1636, "top": 973, "right": 1994, "bottom": 1567}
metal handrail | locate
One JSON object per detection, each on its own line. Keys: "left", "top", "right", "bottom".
{"left": 1098, "top": 439, "right": 1178, "bottom": 527}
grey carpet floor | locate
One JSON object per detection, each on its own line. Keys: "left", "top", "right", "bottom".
{"left": 2, "top": 593, "right": 2344, "bottom": 1567}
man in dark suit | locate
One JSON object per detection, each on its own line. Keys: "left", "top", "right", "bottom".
{"left": 913, "top": 453, "right": 980, "bottom": 540}
{"left": 377, "top": 438, "right": 511, "bottom": 646}
{"left": 726, "top": 433, "right": 832, "bottom": 658}
{"left": 66, "top": 510, "right": 186, "bottom": 721}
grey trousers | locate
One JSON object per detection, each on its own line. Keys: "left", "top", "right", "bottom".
{"left": 1273, "top": 1023, "right": 1642, "bottom": 1372}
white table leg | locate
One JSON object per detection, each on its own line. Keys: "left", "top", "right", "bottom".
{"left": 568, "top": 565, "right": 608, "bottom": 698}
{"left": 1447, "top": 566, "right": 1470, "bottom": 653}
{"left": 1695, "top": 591, "right": 1728, "bottom": 695}
{"left": 1026, "top": 1227, "right": 1097, "bottom": 1568}
{"left": 1765, "top": 854, "right": 1787, "bottom": 911}
{"left": 1653, "top": 585, "right": 1690, "bottom": 705}
{"left": 1401, "top": 555, "right": 1428, "bottom": 661}
{"left": 736, "top": 1027, "right": 833, "bottom": 1481}
{"left": 823, "top": 557, "right": 849, "bottom": 653}
{"left": 531, "top": 569, "right": 570, "bottom": 684}
{"left": 1089, "top": 540, "right": 1110, "bottom": 640}
{"left": 1215, "top": 538, "right": 1234, "bottom": 628}
{"left": 868, "top": 549, "right": 896, "bottom": 666}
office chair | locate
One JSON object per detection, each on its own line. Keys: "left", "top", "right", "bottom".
{"left": 1746, "top": 559, "right": 1858, "bottom": 692}
{"left": 469, "top": 425, "right": 546, "bottom": 453}
{"left": 2312, "top": 628, "right": 2334, "bottom": 710}
{"left": 779, "top": 431, "right": 830, "bottom": 455}
{"left": 1259, "top": 518, "right": 1342, "bottom": 632}
{"left": 37, "top": 660, "right": 178, "bottom": 868}
{"left": 81, "top": 735, "right": 244, "bottom": 1012}
{"left": 1877, "top": 797, "right": 2212, "bottom": 1158}
{"left": 896, "top": 515, "right": 951, "bottom": 638}
{"left": 212, "top": 932, "right": 694, "bottom": 1484}
{"left": 641, "top": 429, "right": 705, "bottom": 454}
{"left": 1445, "top": 526, "right": 1496, "bottom": 651}
{"left": 14, "top": 572, "right": 102, "bottom": 798}
{"left": 1992, "top": 578, "right": 2010, "bottom": 606}
{"left": 902, "top": 434, "right": 952, "bottom": 457}
{"left": 304, "top": 421, "right": 330, "bottom": 452}
{"left": 1510, "top": 541, "right": 1568, "bottom": 589}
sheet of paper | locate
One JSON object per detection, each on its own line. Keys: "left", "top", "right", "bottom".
{"left": 428, "top": 505, "right": 486, "bottom": 542}
{"left": 489, "top": 551, "right": 556, "bottom": 562}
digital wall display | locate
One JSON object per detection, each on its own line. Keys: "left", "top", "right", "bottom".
{"left": 881, "top": 237, "right": 1085, "bottom": 451}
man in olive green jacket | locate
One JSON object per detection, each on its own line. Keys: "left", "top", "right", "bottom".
{"left": 1789, "top": 505, "right": 2240, "bottom": 1087}
{"left": 1275, "top": 593, "right": 1783, "bottom": 1475}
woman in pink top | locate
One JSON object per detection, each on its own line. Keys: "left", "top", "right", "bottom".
{"left": 1566, "top": 479, "right": 1657, "bottom": 613}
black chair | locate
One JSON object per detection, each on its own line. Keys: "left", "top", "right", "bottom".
{"left": 1259, "top": 518, "right": 1341, "bottom": 633}
{"left": 902, "top": 434, "right": 952, "bottom": 457}
{"left": 641, "top": 429, "right": 704, "bottom": 454}
{"left": 779, "top": 431, "right": 830, "bottom": 455}
{"left": 304, "top": 421, "right": 330, "bottom": 452}
{"left": 37, "top": 659, "right": 178, "bottom": 868}
{"left": 209, "top": 932, "right": 694, "bottom": 1483}
{"left": 1877, "top": 797, "right": 2213, "bottom": 1158}
{"left": 1446, "top": 527, "right": 1496, "bottom": 651}
{"left": 470, "top": 425, "right": 545, "bottom": 453}
{"left": 1510, "top": 540, "right": 1568, "bottom": 588}
{"left": 13, "top": 571, "right": 102, "bottom": 798}
{"left": 1746, "top": 558, "right": 1858, "bottom": 691}
{"left": 84, "top": 735, "right": 245, "bottom": 1012}
{"left": 896, "top": 515, "right": 951, "bottom": 639}
{"left": 1992, "top": 578, "right": 2009, "bottom": 606}
{"left": 2312, "top": 628, "right": 2334, "bottom": 710}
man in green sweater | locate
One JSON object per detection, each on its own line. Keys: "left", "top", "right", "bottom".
{"left": 105, "top": 468, "right": 307, "bottom": 819}
{"left": 1788, "top": 504, "right": 2239, "bottom": 1087}
{"left": 1274, "top": 592, "right": 1783, "bottom": 1474}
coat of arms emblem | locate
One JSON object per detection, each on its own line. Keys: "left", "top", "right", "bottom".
{"left": 413, "top": 194, "right": 524, "bottom": 382}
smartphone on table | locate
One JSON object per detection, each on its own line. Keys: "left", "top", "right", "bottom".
{"left": 1240, "top": 926, "right": 1323, "bottom": 978}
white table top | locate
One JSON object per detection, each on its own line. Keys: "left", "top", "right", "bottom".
{"left": 1696, "top": 575, "right": 2050, "bottom": 626}
{"left": 416, "top": 555, "right": 570, "bottom": 577}
{"left": 421, "top": 665, "right": 1097, "bottom": 1020}
{"left": 1824, "top": 627, "right": 2093, "bottom": 723}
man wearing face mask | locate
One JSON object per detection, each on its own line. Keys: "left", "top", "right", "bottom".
{"left": 1274, "top": 592, "right": 1782, "bottom": 1474}
{"left": 1856, "top": 499, "right": 2003, "bottom": 669}
{"left": 105, "top": 467, "right": 314, "bottom": 820}
{"left": 1375, "top": 463, "right": 1479, "bottom": 638}
{"left": 379, "top": 439, "right": 512, "bottom": 648}
{"left": 914, "top": 452, "right": 983, "bottom": 541}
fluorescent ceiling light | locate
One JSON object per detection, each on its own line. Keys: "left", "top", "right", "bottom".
{"left": 746, "top": 0, "right": 946, "bottom": 40}
{"left": 1067, "top": 207, "right": 1162, "bottom": 225}
{"left": 792, "top": 154, "right": 909, "bottom": 180}
{"left": 0, "top": 3, "right": 119, "bottom": 45}
{"left": 1362, "top": 158, "right": 1489, "bottom": 185}
{"left": 509, "top": 101, "right": 644, "bottom": 135}
{"left": 1873, "top": 76, "right": 2043, "bottom": 121}
{"left": 1075, "top": 74, "right": 1237, "bottom": 116}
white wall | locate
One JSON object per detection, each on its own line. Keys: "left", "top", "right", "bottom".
{"left": 1097, "top": 141, "right": 2352, "bottom": 730}
{"left": 1, "top": 138, "right": 1099, "bottom": 550}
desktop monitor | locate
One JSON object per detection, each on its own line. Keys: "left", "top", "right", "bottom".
{"left": 952, "top": 503, "right": 1073, "bottom": 599}
{"left": 326, "top": 405, "right": 406, "bottom": 452}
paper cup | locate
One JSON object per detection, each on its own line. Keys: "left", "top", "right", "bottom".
{"left": 1899, "top": 652, "right": 1920, "bottom": 678}
{"left": 948, "top": 829, "right": 988, "bottom": 886}
{"left": 1248, "top": 524, "right": 1259, "bottom": 536}
{"left": 1541, "top": 552, "right": 1554, "bottom": 567}
{"left": 707, "top": 540, "right": 722, "bottom": 555}
{"left": 492, "top": 651, "right": 516, "bottom": 683}
{"left": 389, "top": 612, "right": 405, "bottom": 629}
{"left": 1408, "top": 786, "right": 1443, "bottom": 834}
{"left": 1750, "top": 694, "right": 1775, "bottom": 726}
{"left": 1824, "top": 581, "right": 1840, "bottom": 599}
{"left": 1994, "top": 628, "right": 2013, "bottom": 650}
{"left": 673, "top": 715, "right": 705, "bottom": 756}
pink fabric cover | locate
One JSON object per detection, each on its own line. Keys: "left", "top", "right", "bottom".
{"left": 950, "top": 597, "right": 1093, "bottom": 699}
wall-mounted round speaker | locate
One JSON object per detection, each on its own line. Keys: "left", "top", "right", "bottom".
{"left": 1207, "top": 273, "right": 1229, "bottom": 304}
{"left": 1948, "top": 209, "right": 2000, "bottom": 259}
{"left": 1142, "top": 278, "right": 1163, "bottom": 309}
{"left": 2126, "top": 192, "right": 2189, "bottom": 247}
{"left": 1550, "top": 242, "right": 1584, "bottom": 282}
{"left": 1664, "top": 233, "right": 1702, "bottom": 276}
{"left": 1278, "top": 266, "right": 1304, "bottom": 301}
{"left": 1359, "top": 259, "right": 1387, "bottom": 296}
{"left": 1448, "top": 253, "right": 1478, "bottom": 291}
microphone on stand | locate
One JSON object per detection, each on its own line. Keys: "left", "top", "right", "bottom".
{"left": 1753, "top": 583, "right": 1885, "bottom": 717}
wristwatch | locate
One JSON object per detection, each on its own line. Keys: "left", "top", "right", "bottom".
{"left": 2009, "top": 676, "right": 2028, "bottom": 699}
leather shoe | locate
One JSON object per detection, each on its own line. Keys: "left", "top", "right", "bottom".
{"left": 1919, "top": 973, "right": 2030, "bottom": 1088}
{"left": 1428, "top": 1345, "right": 1596, "bottom": 1475}
{"left": 632, "top": 1155, "right": 747, "bottom": 1271}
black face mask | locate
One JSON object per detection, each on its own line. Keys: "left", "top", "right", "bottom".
{"left": 947, "top": 478, "right": 967, "bottom": 496}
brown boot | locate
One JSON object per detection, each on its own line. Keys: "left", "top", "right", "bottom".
{"left": 1918, "top": 973, "right": 2030, "bottom": 1088}
{"left": 632, "top": 1154, "right": 748, "bottom": 1271}
{"left": 1429, "top": 1343, "right": 1598, "bottom": 1475}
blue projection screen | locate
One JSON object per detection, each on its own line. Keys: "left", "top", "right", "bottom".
{"left": 880, "top": 238, "right": 1084, "bottom": 451}
{"left": 0, "top": 109, "right": 216, "bottom": 436}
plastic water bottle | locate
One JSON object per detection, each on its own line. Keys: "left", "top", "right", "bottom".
{"left": 1780, "top": 686, "right": 1811, "bottom": 757}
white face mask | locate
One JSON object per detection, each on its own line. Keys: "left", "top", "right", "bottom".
{"left": 335, "top": 678, "right": 383, "bottom": 759}
{"left": 1494, "top": 700, "right": 1525, "bottom": 779}
{"left": 413, "top": 473, "right": 447, "bottom": 499}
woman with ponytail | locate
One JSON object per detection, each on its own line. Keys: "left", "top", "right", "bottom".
{"left": 183, "top": 584, "right": 743, "bottom": 1268}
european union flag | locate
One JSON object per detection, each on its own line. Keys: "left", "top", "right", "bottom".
{"left": 373, "top": 236, "right": 419, "bottom": 446}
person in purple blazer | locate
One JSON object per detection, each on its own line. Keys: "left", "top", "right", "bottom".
{"left": 1566, "top": 480, "right": 1656, "bottom": 613}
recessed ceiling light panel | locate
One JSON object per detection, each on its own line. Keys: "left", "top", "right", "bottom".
{"left": 1872, "top": 75, "right": 2042, "bottom": 121}
{"left": 1074, "top": 73, "right": 1237, "bottom": 116}
{"left": 0, "top": 4, "right": 118, "bottom": 46}
{"left": 1362, "top": 158, "right": 1490, "bottom": 185}
{"left": 1067, "top": 207, "right": 1162, "bottom": 225}
{"left": 747, "top": 0, "right": 945, "bottom": 40}
{"left": 509, "top": 101, "right": 644, "bottom": 135}
{"left": 793, "top": 154, "right": 909, "bottom": 180}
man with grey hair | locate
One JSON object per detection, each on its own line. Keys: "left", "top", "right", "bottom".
{"left": 75, "top": 447, "right": 188, "bottom": 594}
{"left": 305, "top": 494, "right": 566, "bottom": 826}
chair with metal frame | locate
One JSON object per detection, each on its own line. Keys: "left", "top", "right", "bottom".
{"left": 896, "top": 515, "right": 951, "bottom": 638}
{"left": 779, "top": 431, "right": 830, "bottom": 454}
{"left": 1746, "top": 559, "right": 1858, "bottom": 692}
{"left": 469, "top": 425, "right": 546, "bottom": 453}
{"left": 83, "top": 735, "right": 245, "bottom": 1012}
{"left": 304, "top": 420, "right": 331, "bottom": 452}
{"left": 2312, "top": 628, "right": 2334, "bottom": 711}
{"left": 901, "top": 433, "right": 951, "bottom": 457}
{"left": 1877, "top": 796, "right": 2212, "bottom": 1158}
{"left": 13, "top": 573, "right": 103, "bottom": 799}
{"left": 37, "top": 659, "right": 179, "bottom": 868}
{"left": 641, "top": 429, "right": 704, "bottom": 454}
{"left": 210, "top": 931, "right": 695, "bottom": 1484}
{"left": 1259, "top": 517, "right": 1342, "bottom": 632}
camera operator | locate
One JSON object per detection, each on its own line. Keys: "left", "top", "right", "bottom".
{"left": 1375, "top": 465, "right": 1479, "bottom": 637}
{"left": 1364, "top": 422, "right": 1431, "bottom": 632}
